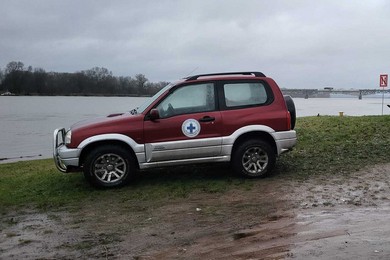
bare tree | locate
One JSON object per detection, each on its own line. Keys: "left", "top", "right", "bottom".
{"left": 5, "top": 61, "right": 24, "bottom": 74}
{"left": 0, "top": 68, "right": 4, "bottom": 85}
{"left": 135, "top": 74, "right": 148, "bottom": 95}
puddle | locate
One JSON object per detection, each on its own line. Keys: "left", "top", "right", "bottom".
{"left": 291, "top": 205, "right": 390, "bottom": 259}
{"left": 0, "top": 211, "right": 88, "bottom": 259}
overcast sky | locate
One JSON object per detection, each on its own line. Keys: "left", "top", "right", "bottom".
{"left": 1, "top": 0, "right": 390, "bottom": 89}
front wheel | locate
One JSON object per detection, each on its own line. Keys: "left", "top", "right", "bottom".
{"left": 83, "top": 145, "right": 135, "bottom": 188}
{"left": 232, "top": 140, "right": 276, "bottom": 178}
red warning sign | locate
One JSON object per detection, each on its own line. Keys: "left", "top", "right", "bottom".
{"left": 380, "top": 74, "right": 388, "bottom": 87}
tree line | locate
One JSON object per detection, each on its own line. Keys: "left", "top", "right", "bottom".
{"left": 0, "top": 61, "right": 169, "bottom": 96}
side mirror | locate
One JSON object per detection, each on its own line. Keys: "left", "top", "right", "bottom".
{"left": 149, "top": 109, "right": 160, "bottom": 120}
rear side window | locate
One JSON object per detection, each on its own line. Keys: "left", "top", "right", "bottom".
{"left": 223, "top": 82, "right": 269, "bottom": 108}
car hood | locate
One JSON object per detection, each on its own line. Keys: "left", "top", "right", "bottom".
{"left": 70, "top": 112, "right": 141, "bottom": 133}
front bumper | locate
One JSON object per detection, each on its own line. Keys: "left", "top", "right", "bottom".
{"left": 53, "top": 128, "right": 80, "bottom": 172}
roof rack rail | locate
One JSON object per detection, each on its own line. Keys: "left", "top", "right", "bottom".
{"left": 185, "top": 71, "right": 265, "bottom": 81}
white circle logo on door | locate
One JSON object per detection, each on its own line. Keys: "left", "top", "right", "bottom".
{"left": 182, "top": 119, "right": 201, "bottom": 138}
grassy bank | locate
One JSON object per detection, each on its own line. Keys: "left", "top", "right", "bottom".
{"left": 280, "top": 115, "right": 390, "bottom": 176}
{"left": 1, "top": 115, "right": 389, "bottom": 210}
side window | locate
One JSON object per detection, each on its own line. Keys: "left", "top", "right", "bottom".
{"left": 157, "top": 83, "right": 215, "bottom": 118}
{"left": 224, "top": 82, "right": 268, "bottom": 108}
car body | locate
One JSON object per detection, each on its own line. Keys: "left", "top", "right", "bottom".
{"left": 54, "top": 71, "right": 297, "bottom": 188}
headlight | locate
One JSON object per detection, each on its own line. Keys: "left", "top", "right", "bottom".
{"left": 65, "top": 130, "right": 72, "bottom": 145}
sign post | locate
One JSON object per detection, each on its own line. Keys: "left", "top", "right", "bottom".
{"left": 380, "top": 74, "right": 388, "bottom": 115}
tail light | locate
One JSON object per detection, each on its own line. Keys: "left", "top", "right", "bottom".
{"left": 286, "top": 111, "right": 291, "bottom": 130}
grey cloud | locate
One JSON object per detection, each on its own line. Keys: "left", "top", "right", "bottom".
{"left": 1, "top": 0, "right": 390, "bottom": 88}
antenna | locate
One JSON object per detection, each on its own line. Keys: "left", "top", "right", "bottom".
{"left": 184, "top": 67, "right": 199, "bottom": 78}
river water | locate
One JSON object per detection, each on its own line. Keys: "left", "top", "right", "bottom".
{"left": 1, "top": 96, "right": 389, "bottom": 162}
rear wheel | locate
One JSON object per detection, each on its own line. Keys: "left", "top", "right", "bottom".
{"left": 233, "top": 140, "right": 276, "bottom": 178}
{"left": 83, "top": 145, "right": 135, "bottom": 188}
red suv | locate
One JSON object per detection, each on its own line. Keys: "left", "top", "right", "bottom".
{"left": 54, "top": 72, "right": 296, "bottom": 188}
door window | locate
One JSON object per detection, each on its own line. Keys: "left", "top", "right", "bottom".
{"left": 157, "top": 83, "right": 215, "bottom": 118}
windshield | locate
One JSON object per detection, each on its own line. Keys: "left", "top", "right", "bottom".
{"left": 133, "top": 82, "right": 174, "bottom": 114}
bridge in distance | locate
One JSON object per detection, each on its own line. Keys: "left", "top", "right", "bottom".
{"left": 281, "top": 89, "right": 390, "bottom": 99}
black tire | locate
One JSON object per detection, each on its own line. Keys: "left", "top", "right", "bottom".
{"left": 232, "top": 140, "right": 276, "bottom": 178}
{"left": 83, "top": 145, "right": 135, "bottom": 188}
{"left": 284, "top": 95, "right": 296, "bottom": 130}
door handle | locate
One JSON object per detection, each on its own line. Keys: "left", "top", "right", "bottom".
{"left": 199, "top": 116, "right": 215, "bottom": 122}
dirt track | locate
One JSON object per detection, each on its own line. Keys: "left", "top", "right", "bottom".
{"left": 1, "top": 163, "right": 390, "bottom": 259}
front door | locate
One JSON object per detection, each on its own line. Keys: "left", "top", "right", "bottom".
{"left": 143, "top": 82, "right": 222, "bottom": 162}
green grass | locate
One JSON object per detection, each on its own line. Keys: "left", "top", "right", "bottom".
{"left": 279, "top": 115, "right": 390, "bottom": 177}
{"left": 0, "top": 159, "right": 250, "bottom": 210}
{"left": 1, "top": 115, "right": 390, "bottom": 210}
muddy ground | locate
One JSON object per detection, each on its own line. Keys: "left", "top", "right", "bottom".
{"left": 1, "top": 163, "right": 390, "bottom": 259}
